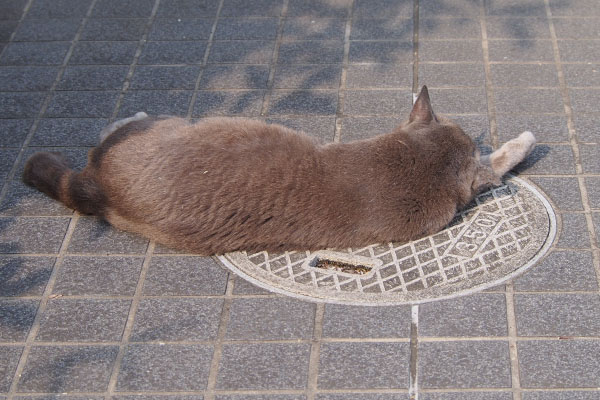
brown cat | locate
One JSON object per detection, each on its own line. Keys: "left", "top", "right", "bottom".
{"left": 23, "top": 86, "right": 536, "bottom": 254}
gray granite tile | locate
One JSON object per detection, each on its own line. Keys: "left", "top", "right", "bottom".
{"left": 563, "top": 63, "right": 600, "bottom": 87}
{"left": 488, "top": 40, "right": 554, "bottom": 62}
{"left": 0, "top": 217, "right": 70, "bottom": 254}
{"left": 67, "top": 217, "right": 149, "bottom": 254}
{"left": 511, "top": 144, "right": 576, "bottom": 175}
{"left": 157, "top": 0, "right": 220, "bottom": 17}
{"left": 586, "top": 177, "right": 600, "bottom": 209}
{"left": 231, "top": 276, "right": 271, "bottom": 295}
{"left": 268, "top": 90, "right": 337, "bottom": 115}
{"left": 593, "top": 213, "right": 600, "bottom": 243}
{"left": 92, "top": 0, "right": 154, "bottom": 17}
{"left": 200, "top": 65, "right": 269, "bottom": 89}
{"left": 0, "top": 66, "right": 58, "bottom": 92}
{"left": 522, "top": 391, "right": 600, "bottom": 400}
{"left": 519, "top": 340, "right": 600, "bottom": 388}
{"left": 0, "top": 256, "right": 54, "bottom": 297}
{"left": 419, "top": 341, "right": 511, "bottom": 388}
{"left": 486, "top": 17, "right": 551, "bottom": 39}
{"left": 529, "top": 177, "right": 583, "bottom": 211}
{"left": 278, "top": 41, "right": 344, "bottom": 64}
{"left": 0, "top": 42, "right": 70, "bottom": 65}
{"left": 58, "top": 65, "right": 128, "bottom": 91}
{"left": 349, "top": 41, "right": 413, "bottom": 63}
{"left": 420, "top": 17, "right": 481, "bottom": 39}
{"left": 218, "top": 396, "right": 305, "bottom": 400}
{"left": 574, "top": 115, "right": 600, "bottom": 143}
{"left": 0, "top": 0, "right": 28, "bottom": 19}
{"left": 0, "top": 119, "right": 30, "bottom": 147}
{"left": 220, "top": 0, "right": 283, "bottom": 17}
{"left": 81, "top": 18, "right": 148, "bottom": 41}
{"left": 215, "top": 18, "right": 279, "bottom": 40}
{"left": 315, "top": 395, "right": 406, "bottom": 400}
{"left": 143, "top": 256, "right": 228, "bottom": 295}
{"left": 282, "top": 18, "right": 346, "bottom": 40}
{"left": 491, "top": 63, "right": 558, "bottom": 87}
{"left": 117, "top": 344, "right": 213, "bottom": 391}
{"left": 485, "top": 0, "right": 547, "bottom": 15}
{"left": 0, "top": 300, "right": 38, "bottom": 341}
{"left": 226, "top": 298, "right": 315, "bottom": 340}
{"left": 515, "top": 293, "right": 600, "bottom": 336}
{"left": 419, "top": 0, "right": 481, "bottom": 17}
{"left": 494, "top": 88, "right": 564, "bottom": 113}
{"left": 130, "top": 298, "right": 223, "bottom": 341}
{"left": 69, "top": 41, "right": 138, "bottom": 65}
{"left": 340, "top": 116, "right": 403, "bottom": 142}
{"left": 0, "top": 20, "right": 16, "bottom": 40}
{"left": 149, "top": 17, "right": 213, "bottom": 40}
{"left": 419, "top": 63, "right": 485, "bottom": 87}
{"left": 208, "top": 40, "right": 273, "bottom": 64}
{"left": 17, "top": 345, "right": 118, "bottom": 392}
{"left": 268, "top": 116, "right": 337, "bottom": 143}
{"left": 344, "top": 90, "right": 412, "bottom": 115}
{"left": 419, "top": 293, "right": 508, "bottom": 337}
{"left": 420, "top": 394, "right": 512, "bottom": 400}
{"left": 31, "top": 118, "right": 107, "bottom": 147}
{"left": 193, "top": 90, "right": 264, "bottom": 116}
{"left": 513, "top": 250, "right": 598, "bottom": 291}
{"left": 117, "top": 90, "right": 193, "bottom": 117}
{"left": 36, "top": 299, "right": 130, "bottom": 342}
{"left": 353, "top": 0, "right": 413, "bottom": 18}
{"left": 45, "top": 91, "right": 118, "bottom": 118}
{"left": 579, "top": 144, "right": 600, "bottom": 173}
{"left": 427, "top": 88, "right": 488, "bottom": 114}
{"left": 14, "top": 18, "right": 81, "bottom": 41}
{"left": 553, "top": 18, "right": 600, "bottom": 39}
{"left": 558, "top": 40, "right": 600, "bottom": 62}
{"left": 131, "top": 65, "right": 201, "bottom": 90}
{"left": 0, "top": 92, "right": 45, "bottom": 118}
{"left": 53, "top": 256, "right": 143, "bottom": 296}
{"left": 273, "top": 65, "right": 341, "bottom": 89}
{"left": 351, "top": 18, "right": 412, "bottom": 40}
{"left": 288, "top": 0, "right": 351, "bottom": 17}
{"left": 318, "top": 342, "right": 409, "bottom": 389}
{"left": 139, "top": 41, "right": 208, "bottom": 64}
{"left": 346, "top": 63, "right": 412, "bottom": 88}
{"left": 570, "top": 88, "right": 600, "bottom": 113}
{"left": 0, "top": 148, "right": 18, "bottom": 180}
{"left": 27, "top": 0, "right": 92, "bottom": 17}
{"left": 419, "top": 40, "right": 483, "bottom": 62}
{"left": 451, "top": 114, "right": 492, "bottom": 145}
{"left": 322, "top": 304, "right": 411, "bottom": 338}
{"left": 496, "top": 114, "right": 569, "bottom": 143}
{"left": 549, "top": 0, "right": 600, "bottom": 15}
{"left": 0, "top": 180, "right": 73, "bottom": 217}
{"left": 114, "top": 396, "right": 204, "bottom": 400}
{"left": 0, "top": 346, "right": 23, "bottom": 392}
{"left": 217, "top": 343, "right": 310, "bottom": 390}
{"left": 557, "top": 213, "right": 590, "bottom": 248}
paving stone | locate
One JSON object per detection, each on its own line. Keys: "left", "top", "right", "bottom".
{"left": 139, "top": 41, "right": 208, "bottom": 64}
{"left": 419, "top": 40, "right": 483, "bottom": 62}
{"left": 220, "top": 0, "right": 283, "bottom": 17}
{"left": 0, "top": 92, "right": 45, "bottom": 118}
{"left": 0, "top": 42, "right": 70, "bottom": 65}
{"left": 0, "top": 148, "right": 17, "bottom": 181}
{"left": 318, "top": 342, "right": 409, "bottom": 389}
{"left": 315, "top": 395, "right": 406, "bottom": 400}
{"left": 14, "top": 18, "right": 81, "bottom": 41}
{"left": 81, "top": 18, "right": 148, "bottom": 41}
{"left": 17, "top": 345, "right": 118, "bottom": 392}
{"left": 549, "top": 0, "right": 600, "bottom": 16}
{"left": 217, "top": 343, "right": 310, "bottom": 390}
{"left": 346, "top": 64, "right": 412, "bottom": 88}
{"left": 117, "top": 344, "right": 212, "bottom": 391}
{"left": 273, "top": 65, "right": 341, "bottom": 89}
{"left": 570, "top": 89, "right": 600, "bottom": 114}
{"left": 31, "top": 118, "right": 107, "bottom": 147}
{"left": 208, "top": 40, "right": 274, "bottom": 63}
{"left": 485, "top": 0, "right": 547, "bottom": 15}
{"left": 268, "top": 90, "right": 337, "bottom": 115}
{"left": 513, "top": 250, "right": 598, "bottom": 291}
{"left": 157, "top": 0, "right": 220, "bottom": 17}
{"left": 143, "top": 256, "right": 228, "bottom": 295}
{"left": 0, "top": 346, "right": 23, "bottom": 392}
{"left": 58, "top": 66, "right": 128, "bottom": 91}
{"left": 515, "top": 293, "right": 600, "bottom": 337}
{"left": 584, "top": 177, "right": 600, "bottom": 209}
{"left": 0, "top": 66, "right": 59, "bottom": 92}
{"left": 340, "top": 116, "right": 403, "bottom": 142}
{"left": 557, "top": 40, "right": 600, "bottom": 62}
{"left": 593, "top": 213, "right": 600, "bottom": 241}
{"left": 91, "top": 0, "right": 154, "bottom": 17}
{"left": 36, "top": 299, "right": 130, "bottom": 342}
{"left": 553, "top": 18, "right": 600, "bottom": 39}
{"left": 0, "top": 300, "right": 38, "bottom": 341}
{"left": 278, "top": 41, "right": 344, "bottom": 64}
{"left": 494, "top": 88, "right": 564, "bottom": 113}
{"left": 16, "top": 396, "right": 104, "bottom": 400}
{"left": 67, "top": 217, "right": 149, "bottom": 254}
{"left": 45, "top": 91, "right": 118, "bottom": 118}
{"left": 419, "top": 341, "right": 511, "bottom": 388}
{"left": 579, "top": 144, "right": 600, "bottom": 173}
{"left": 0, "top": 217, "right": 70, "bottom": 254}
{"left": 529, "top": 177, "right": 583, "bottom": 211}
{"left": 349, "top": 41, "right": 413, "bottom": 63}
{"left": 28, "top": 0, "right": 92, "bottom": 18}
{"left": 226, "top": 297, "right": 315, "bottom": 340}
{"left": 266, "top": 116, "right": 336, "bottom": 143}
{"left": 353, "top": 0, "right": 413, "bottom": 18}
{"left": 130, "top": 65, "right": 201, "bottom": 90}
{"left": 574, "top": 115, "right": 600, "bottom": 143}
{"left": 0, "top": 20, "right": 18, "bottom": 41}
{"left": 193, "top": 90, "right": 264, "bottom": 116}
{"left": 149, "top": 17, "right": 213, "bottom": 40}
{"left": 419, "top": 17, "right": 481, "bottom": 39}
{"left": 419, "top": 63, "right": 485, "bottom": 87}
{"left": 491, "top": 64, "right": 558, "bottom": 87}
{"left": 486, "top": 17, "right": 551, "bottom": 39}
{"left": 344, "top": 90, "right": 412, "bottom": 116}
{"left": 53, "top": 256, "right": 143, "bottom": 296}
{"left": 118, "top": 90, "right": 193, "bottom": 117}
{"left": 496, "top": 114, "right": 568, "bottom": 143}
{"left": 419, "top": 0, "right": 481, "bottom": 17}
{"left": 420, "top": 393, "right": 512, "bottom": 400}
{"left": 215, "top": 18, "right": 279, "bottom": 40}
{"left": 200, "top": 65, "right": 269, "bottom": 89}
{"left": 519, "top": 340, "right": 600, "bottom": 388}
{"left": 130, "top": 298, "right": 223, "bottom": 341}
{"left": 114, "top": 396, "right": 204, "bottom": 400}
{"left": 230, "top": 276, "right": 271, "bottom": 294}
{"left": 218, "top": 395, "right": 305, "bottom": 400}
{"left": 450, "top": 114, "right": 492, "bottom": 144}
{"left": 511, "top": 144, "right": 576, "bottom": 175}
{"left": 488, "top": 40, "right": 554, "bottom": 62}
{"left": 556, "top": 213, "right": 590, "bottom": 248}
{"left": 522, "top": 391, "right": 600, "bottom": 400}
{"left": 0, "top": 0, "right": 28, "bottom": 19}
{"left": 322, "top": 304, "right": 411, "bottom": 338}
{"left": 69, "top": 41, "right": 138, "bottom": 65}
{"left": 0, "top": 183, "right": 73, "bottom": 217}
{"left": 563, "top": 63, "right": 600, "bottom": 87}
{"left": 426, "top": 88, "right": 488, "bottom": 114}
{"left": 350, "top": 18, "right": 412, "bottom": 40}
{"left": 419, "top": 293, "right": 508, "bottom": 337}
{"left": 288, "top": 0, "right": 351, "bottom": 17}
{"left": 0, "top": 256, "right": 54, "bottom": 297}
{"left": 282, "top": 18, "right": 346, "bottom": 40}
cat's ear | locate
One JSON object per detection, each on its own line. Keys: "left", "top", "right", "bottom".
{"left": 409, "top": 85, "right": 435, "bottom": 124}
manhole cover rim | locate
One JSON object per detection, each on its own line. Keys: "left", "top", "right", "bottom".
{"left": 217, "top": 175, "right": 557, "bottom": 306}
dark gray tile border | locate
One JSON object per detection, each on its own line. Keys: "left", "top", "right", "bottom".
{"left": 0, "top": 346, "right": 23, "bottom": 392}
{"left": 322, "top": 304, "right": 411, "bottom": 338}
{"left": 0, "top": 256, "right": 54, "bottom": 297}
{"left": 0, "top": 300, "right": 38, "bottom": 342}
{"left": 67, "top": 217, "right": 149, "bottom": 254}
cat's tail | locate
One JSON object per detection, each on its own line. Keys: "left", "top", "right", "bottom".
{"left": 23, "top": 152, "right": 106, "bottom": 216}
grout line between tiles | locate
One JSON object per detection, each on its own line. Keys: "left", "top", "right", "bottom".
{"left": 479, "top": 1, "right": 498, "bottom": 150}
{"left": 505, "top": 281, "right": 522, "bottom": 400}
{"left": 306, "top": 303, "right": 325, "bottom": 400}
{"left": 408, "top": 304, "right": 419, "bottom": 400}
{"left": 333, "top": 0, "right": 354, "bottom": 144}
{"left": 412, "top": 0, "right": 419, "bottom": 96}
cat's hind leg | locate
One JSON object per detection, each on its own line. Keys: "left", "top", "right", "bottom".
{"left": 99, "top": 112, "right": 148, "bottom": 143}
{"left": 481, "top": 131, "right": 536, "bottom": 177}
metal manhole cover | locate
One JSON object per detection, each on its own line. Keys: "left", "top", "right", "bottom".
{"left": 217, "top": 175, "right": 556, "bottom": 305}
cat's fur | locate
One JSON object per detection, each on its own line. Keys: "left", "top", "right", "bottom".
{"left": 23, "top": 87, "right": 536, "bottom": 254}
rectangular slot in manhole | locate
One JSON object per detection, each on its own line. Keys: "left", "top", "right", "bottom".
{"left": 313, "top": 258, "right": 372, "bottom": 275}
{"left": 304, "top": 251, "right": 383, "bottom": 277}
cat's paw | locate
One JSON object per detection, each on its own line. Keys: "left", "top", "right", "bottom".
{"left": 517, "top": 131, "right": 536, "bottom": 156}
{"left": 134, "top": 112, "right": 148, "bottom": 119}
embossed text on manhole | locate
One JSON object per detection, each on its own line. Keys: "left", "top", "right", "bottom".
{"left": 217, "top": 175, "right": 557, "bottom": 305}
